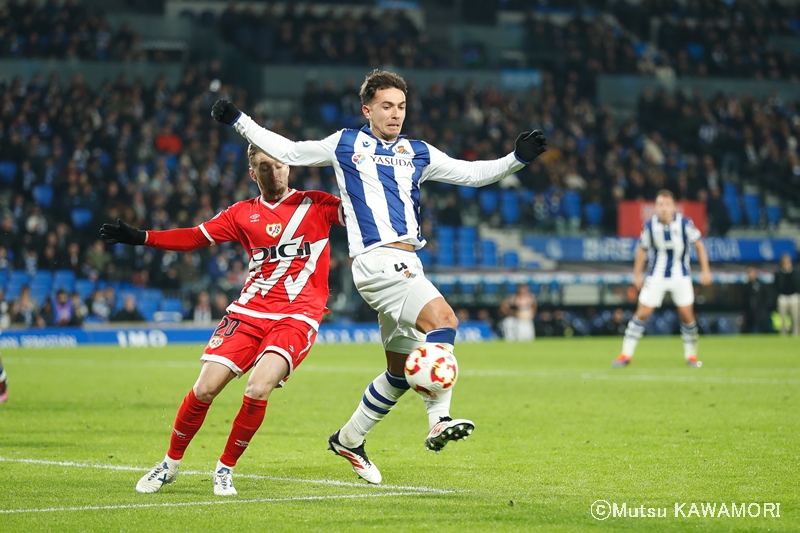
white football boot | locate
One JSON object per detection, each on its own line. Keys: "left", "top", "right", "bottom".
{"left": 136, "top": 461, "right": 178, "bottom": 493}
{"left": 327, "top": 430, "right": 382, "bottom": 484}
{"left": 425, "top": 416, "right": 474, "bottom": 451}
{"left": 213, "top": 465, "right": 237, "bottom": 496}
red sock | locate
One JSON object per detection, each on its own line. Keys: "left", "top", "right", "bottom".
{"left": 167, "top": 389, "right": 212, "bottom": 460}
{"left": 219, "top": 396, "right": 268, "bottom": 467}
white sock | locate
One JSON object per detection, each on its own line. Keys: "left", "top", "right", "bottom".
{"left": 163, "top": 455, "right": 181, "bottom": 472}
{"left": 680, "top": 322, "right": 699, "bottom": 359}
{"left": 422, "top": 388, "right": 452, "bottom": 429}
{"left": 339, "top": 371, "right": 410, "bottom": 448}
{"left": 216, "top": 459, "right": 233, "bottom": 472}
{"left": 621, "top": 317, "right": 647, "bottom": 357}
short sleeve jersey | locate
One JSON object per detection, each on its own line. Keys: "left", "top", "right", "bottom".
{"left": 639, "top": 214, "right": 702, "bottom": 278}
{"left": 199, "top": 189, "right": 343, "bottom": 330}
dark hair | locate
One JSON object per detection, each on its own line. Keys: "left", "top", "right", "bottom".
{"left": 359, "top": 69, "right": 407, "bottom": 105}
{"left": 655, "top": 189, "right": 674, "bottom": 200}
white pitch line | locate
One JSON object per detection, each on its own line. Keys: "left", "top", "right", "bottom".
{"left": 0, "top": 457, "right": 457, "bottom": 494}
{"left": 0, "top": 491, "right": 426, "bottom": 514}
{"left": 8, "top": 358, "right": 800, "bottom": 384}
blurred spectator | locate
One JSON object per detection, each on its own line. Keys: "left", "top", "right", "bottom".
{"left": 84, "top": 241, "right": 112, "bottom": 279}
{"left": 438, "top": 195, "right": 462, "bottom": 227}
{"left": 500, "top": 284, "right": 536, "bottom": 341}
{"left": 775, "top": 254, "right": 800, "bottom": 336}
{"left": 704, "top": 188, "right": 731, "bottom": 236}
{"left": 193, "top": 290, "right": 212, "bottom": 324}
{"left": 52, "top": 288, "right": 81, "bottom": 326}
{"left": 71, "top": 291, "right": 87, "bottom": 324}
{"left": 111, "top": 294, "right": 145, "bottom": 322}
{"left": 211, "top": 292, "right": 229, "bottom": 320}
{"left": 0, "top": 289, "right": 10, "bottom": 328}
{"left": 552, "top": 309, "right": 573, "bottom": 337}
{"left": 742, "top": 268, "right": 770, "bottom": 334}
{"left": 11, "top": 285, "right": 38, "bottom": 327}
{"left": 63, "top": 242, "right": 83, "bottom": 277}
{"left": 86, "top": 288, "right": 111, "bottom": 322}
{"left": 37, "top": 298, "right": 54, "bottom": 327}
{"left": 476, "top": 308, "right": 496, "bottom": 335}
{"left": 535, "top": 310, "right": 554, "bottom": 337}
{"left": 600, "top": 308, "right": 627, "bottom": 336}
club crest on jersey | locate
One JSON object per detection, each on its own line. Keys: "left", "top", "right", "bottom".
{"left": 394, "top": 145, "right": 409, "bottom": 154}
{"left": 265, "top": 223, "right": 283, "bottom": 238}
{"left": 352, "top": 153, "right": 367, "bottom": 165}
{"left": 208, "top": 336, "right": 224, "bottom": 349}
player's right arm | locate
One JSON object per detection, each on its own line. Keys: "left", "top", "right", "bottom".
{"left": 211, "top": 99, "right": 337, "bottom": 167}
{"left": 100, "top": 208, "right": 240, "bottom": 251}
{"left": 634, "top": 222, "right": 652, "bottom": 290}
{"left": 633, "top": 246, "right": 648, "bottom": 291}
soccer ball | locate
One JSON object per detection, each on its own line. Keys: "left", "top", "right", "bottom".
{"left": 404, "top": 344, "right": 458, "bottom": 399}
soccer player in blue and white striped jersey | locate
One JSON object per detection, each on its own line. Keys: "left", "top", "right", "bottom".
{"left": 212, "top": 70, "right": 547, "bottom": 484}
{"left": 613, "top": 190, "right": 712, "bottom": 368}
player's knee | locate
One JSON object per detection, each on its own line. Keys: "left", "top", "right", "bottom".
{"left": 442, "top": 312, "right": 459, "bottom": 330}
{"left": 244, "top": 382, "right": 274, "bottom": 400}
{"left": 192, "top": 384, "right": 220, "bottom": 403}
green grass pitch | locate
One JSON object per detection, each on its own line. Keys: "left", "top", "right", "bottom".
{"left": 0, "top": 336, "right": 797, "bottom": 532}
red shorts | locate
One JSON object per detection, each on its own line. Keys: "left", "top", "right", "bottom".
{"left": 200, "top": 313, "right": 317, "bottom": 386}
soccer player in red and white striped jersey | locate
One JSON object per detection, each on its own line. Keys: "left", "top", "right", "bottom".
{"left": 101, "top": 144, "right": 342, "bottom": 496}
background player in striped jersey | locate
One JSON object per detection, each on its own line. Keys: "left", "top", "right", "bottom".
{"left": 100, "top": 144, "right": 343, "bottom": 496}
{"left": 613, "top": 190, "right": 712, "bottom": 368}
{"left": 211, "top": 69, "right": 547, "bottom": 484}
{"left": 0, "top": 354, "right": 7, "bottom": 403}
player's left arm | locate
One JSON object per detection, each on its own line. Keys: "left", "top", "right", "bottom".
{"left": 694, "top": 240, "right": 712, "bottom": 285}
{"left": 421, "top": 131, "right": 547, "bottom": 187}
{"left": 686, "top": 219, "right": 712, "bottom": 285}
{"left": 310, "top": 191, "right": 344, "bottom": 227}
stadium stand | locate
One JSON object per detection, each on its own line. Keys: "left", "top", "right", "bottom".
{"left": 0, "top": 0, "right": 171, "bottom": 62}
{"left": 612, "top": 0, "right": 800, "bottom": 79}
{"left": 0, "top": 0, "right": 797, "bottom": 336}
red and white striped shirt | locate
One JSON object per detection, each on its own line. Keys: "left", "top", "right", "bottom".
{"left": 146, "top": 189, "right": 343, "bottom": 329}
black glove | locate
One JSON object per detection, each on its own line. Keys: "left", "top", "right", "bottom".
{"left": 514, "top": 130, "right": 547, "bottom": 164}
{"left": 100, "top": 219, "right": 146, "bottom": 245}
{"left": 211, "top": 99, "right": 241, "bottom": 126}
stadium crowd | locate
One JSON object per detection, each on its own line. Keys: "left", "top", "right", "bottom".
{"left": 303, "top": 72, "right": 798, "bottom": 235}
{"left": 611, "top": 0, "right": 800, "bottom": 79}
{"left": 215, "top": 5, "right": 445, "bottom": 68}
{"left": 0, "top": 0, "right": 147, "bottom": 62}
{"left": 1, "top": 0, "right": 799, "bottom": 329}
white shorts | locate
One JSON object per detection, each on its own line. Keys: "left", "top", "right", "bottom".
{"left": 351, "top": 247, "right": 441, "bottom": 354}
{"left": 639, "top": 276, "right": 695, "bottom": 308}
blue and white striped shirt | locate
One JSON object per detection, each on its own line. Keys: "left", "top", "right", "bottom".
{"left": 234, "top": 114, "right": 525, "bottom": 257}
{"left": 639, "top": 214, "right": 702, "bottom": 278}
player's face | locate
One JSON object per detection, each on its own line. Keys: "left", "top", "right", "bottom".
{"left": 655, "top": 194, "right": 675, "bottom": 222}
{"left": 250, "top": 153, "right": 289, "bottom": 198}
{"left": 363, "top": 88, "right": 406, "bottom": 142}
